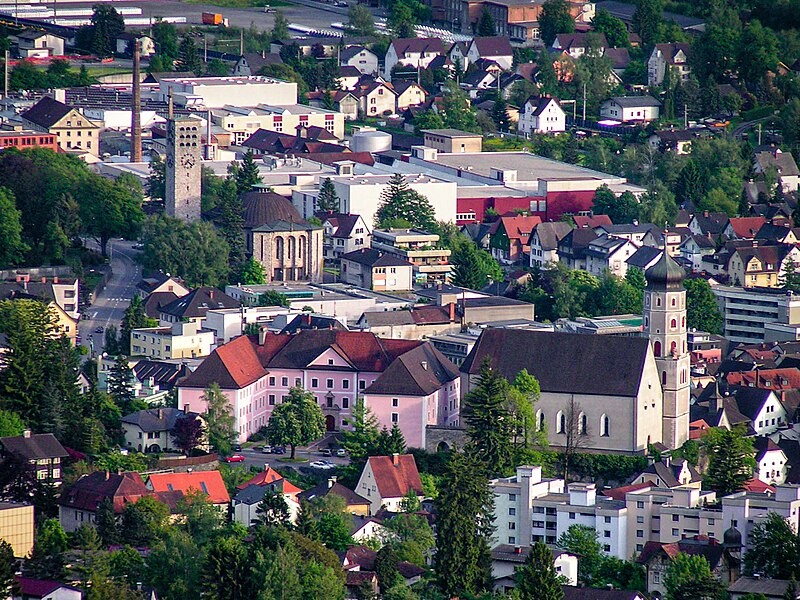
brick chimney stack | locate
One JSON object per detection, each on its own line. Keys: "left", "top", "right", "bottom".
{"left": 392, "top": 453, "right": 400, "bottom": 466}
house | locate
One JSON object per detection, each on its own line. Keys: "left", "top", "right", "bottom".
{"left": 321, "top": 213, "right": 371, "bottom": 261}
{"left": 649, "top": 129, "right": 703, "bottom": 154}
{"left": 384, "top": 38, "right": 446, "bottom": 78}
{"left": 422, "top": 128, "right": 483, "bottom": 153}
{"left": 606, "top": 47, "right": 632, "bottom": 80}
{"left": 689, "top": 211, "right": 730, "bottom": 238}
{"left": 241, "top": 127, "right": 342, "bottom": 155}
{"left": 557, "top": 227, "right": 599, "bottom": 270}
{"left": 448, "top": 41, "right": 469, "bottom": 68}
{"left": 595, "top": 222, "right": 657, "bottom": 246}
{"left": 355, "top": 454, "right": 424, "bottom": 514}
{"left": 340, "top": 248, "right": 415, "bottom": 291}
{"left": 529, "top": 221, "right": 573, "bottom": 268}
{"left": 340, "top": 45, "right": 379, "bottom": 75}
{"left": 391, "top": 81, "right": 428, "bottom": 112}
{"left": 115, "top": 32, "right": 155, "bottom": 57}
{"left": 147, "top": 471, "right": 230, "bottom": 509}
{"left": 461, "top": 328, "right": 665, "bottom": 454}
{"left": 350, "top": 515, "right": 390, "bottom": 544}
{"left": 356, "top": 81, "right": 397, "bottom": 117}
{"left": 0, "top": 431, "right": 68, "bottom": 486}
{"left": 585, "top": 234, "right": 639, "bottom": 277}
{"left": 345, "top": 571, "right": 379, "bottom": 598}
{"left": 299, "top": 478, "right": 371, "bottom": 515}
{"left": 626, "top": 245, "right": 663, "bottom": 274}
{"left": 648, "top": 43, "right": 691, "bottom": 86}
{"left": 632, "top": 458, "right": 702, "bottom": 489}
{"left": 573, "top": 215, "right": 613, "bottom": 229}
{"left": 600, "top": 96, "right": 661, "bottom": 122}
{"left": 158, "top": 286, "right": 239, "bottom": 326}
{"left": 336, "top": 65, "right": 362, "bottom": 90}
{"left": 130, "top": 320, "right": 215, "bottom": 359}
{"left": 725, "top": 217, "right": 767, "bottom": 240}
{"left": 307, "top": 90, "right": 360, "bottom": 120}
{"left": 178, "top": 330, "right": 461, "bottom": 443}
{"left": 680, "top": 234, "right": 716, "bottom": 272}
{"left": 0, "top": 282, "right": 79, "bottom": 345}
{"left": 21, "top": 96, "right": 101, "bottom": 157}
{"left": 371, "top": 228, "right": 452, "bottom": 284}
{"left": 518, "top": 96, "right": 566, "bottom": 137}
{"left": 466, "top": 36, "right": 514, "bottom": 70}
{"left": 12, "top": 577, "right": 82, "bottom": 600}
{"left": 232, "top": 476, "right": 302, "bottom": 526}
{"left": 730, "top": 577, "right": 800, "bottom": 600}
{"left": 461, "top": 69, "right": 498, "bottom": 95}
{"left": 552, "top": 32, "right": 609, "bottom": 59}
{"left": 692, "top": 383, "right": 787, "bottom": 436}
{"left": 753, "top": 437, "right": 788, "bottom": 485}
{"left": 489, "top": 215, "right": 542, "bottom": 264}
{"left": 233, "top": 51, "right": 283, "bottom": 76}
{"left": 491, "top": 546, "right": 579, "bottom": 592}
{"left": 15, "top": 30, "right": 65, "bottom": 58}
{"left": 0, "top": 503, "right": 34, "bottom": 558}
{"left": 727, "top": 244, "right": 800, "bottom": 289}
{"left": 755, "top": 223, "right": 798, "bottom": 245}
{"left": 58, "top": 471, "right": 154, "bottom": 532}
{"left": 121, "top": 407, "right": 202, "bottom": 453}
{"left": 136, "top": 273, "right": 190, "bottom": 299}
{"left": 755, "top": 149, "right": 800, "bottom": 194}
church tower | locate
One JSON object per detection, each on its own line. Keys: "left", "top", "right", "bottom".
{"left": 165, "top": 108, "right": 202, "bottom": 222}
{"left": 643, "top": 251, "right": 690, "bottom": 449}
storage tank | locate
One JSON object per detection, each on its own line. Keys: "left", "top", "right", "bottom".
{"left": 351, "top": 129, "right": 392, "bottom": 153}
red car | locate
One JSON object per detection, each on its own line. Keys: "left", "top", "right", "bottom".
{"left": 224, "top": 454, "right": 245, "bottom": 463}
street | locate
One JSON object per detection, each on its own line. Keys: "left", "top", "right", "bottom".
{"left": 79, "top": 239, "right": 141, "bottom": 358}
{"left": 230, "top": 445, "right": 350, "bottom": 473}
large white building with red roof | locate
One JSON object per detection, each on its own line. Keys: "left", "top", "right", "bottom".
{"left": 177, "top": 330, "right": 461, "bottom": 447}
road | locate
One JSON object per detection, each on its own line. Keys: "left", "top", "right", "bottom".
{"left": 79, "top": 239, "right": 141, "bottom": 358}
{"left": 230, "top": 445, "right": 350, "bottom": 473}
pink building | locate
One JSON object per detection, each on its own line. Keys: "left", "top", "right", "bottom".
{"left": 177, "top": 330, "right": 461, "bottom": 448}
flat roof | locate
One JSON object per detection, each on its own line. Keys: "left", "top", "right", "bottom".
{"left": 214, "top": 104, "right": 336, "bottom": 116}
{"left": 0, "top": 130, "right": 53, "bottom": 137}
{"left": 422, "top": 128, "right": 483, "bottom": 138}
{"left": 333, "top": 173, "right": 449, "bottom": 186}
{"left": 161, "top": 76, "right": 289, "bottom": 86}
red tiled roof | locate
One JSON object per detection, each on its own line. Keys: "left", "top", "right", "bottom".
{"left": 237, "top": 466, "right": 302, "bottom": 494}
{"left": 573, "top": 215, "right": 612, "bottom": 228}
{"left": 636, "top": 541, "right": 680, "bottom": 564}
{"left": 147, "top": 470, "right": 230, "bottom": 504}
{"left": 689, "top": 419, "right": 711, "bottom": 440}
{"left": 410, "top": 305, "right": 451, "bottom": 325}
{"left": 728, "top": 217, "right": 767, "bottom": 239}
{"left": 743, "top": 478, "right": 776, "bottom": 493}
{"left": 180, "top": 335, "right": 267, "bottom": 389}
{"left": 601, "top": 482, "right": 651, "bottom": 502}
{"left": 726, "top": 367, "right": 800, "bottom": 391}
{"left": 343, "top": 545, "right": 377, "bottom": 570}
{"left": 368, "top": 454, "right": 423, "bottom": 498}
{"left": 58, "top": 471, "right": 151, "bottom": 513}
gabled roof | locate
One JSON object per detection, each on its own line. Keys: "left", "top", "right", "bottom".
{"left": 22, "top": 96, "right": 75, "bottom": 129}
{"left": 691, "top": 211, "right": 729, "bottom": 235}
{"left": 236, "top": 466, "right": 302, "bottom": 494}
{"left": 755, "top": 222, "right": 795, "bottom": 241}
{"left": 730, "top": 244, "right": 792, "bottom": 274}
{"left": 533, "top": 221, "right": 572, "bottom": 251}
{"left": 58, "top": 471, "right": 151, "bottom": 513}
{"left": 147, "top": 470, "right": 230, "bottom": 504}
{"left": 491, "top": 215, "right": 542, "bottom": 245}
{"left": 605, "top": 47, "right": 631, "bottom": 70}
{"left": 626, "top": 245, "right": 662, "bottom": 269}
{"left": 0, "top": 432, "right": 68, "bottom": 460}
{"left": 728, "top": 217, "right": 766, "bottom": 239}
{"left": 390, "top": 37, "right": 445, "bottom": 58}
{"left": 605, "top": 95, "right": 661, "bottom": 108}
{"left": 653, "top": 43, "right": 690, "bottom": 64}
{"left": 637, "top": 538, "right": 725, "bottom": 570}
{"left": 179, "top": 334, "right": 267, "bottom": 389}
{"left": 323, "top": 213, "right": 361, "bottom": 238}
{"left": 470, "top": 36, "right": 514, "bottom": 57}
{"left": 367, "top": 454, "right": 423, "bottom": 499}
{"left": 553, "top": 32, "right": 608, "bottom": 50}
{"left": 341, "top": 248, "right": 412, "bottom": 268}
{"left": 14, "top": 577, "right": 80, "bottom": 598}
{"left": 639, "top": 459, "right": 701, "bottom": 487}
{"left": 299, "top": 481, "right": 370, "bottom": 506}
{"left": 160, "top": 286, "right": 239, "bottom": 319}
{"left": 601, "top": 481, "right": 652, "bottom": 501}
{"left": 340, "top": 45, "right": 374, "bottom": 61}
{"left": 462, "top": 329, "right": 649, "bottom": 397}
{"left": 563, "top": 587, "right": 645, "bottom": 600}
{"left": 753, "top": 437, "right": 785, "bottom": 461}
{"left": 338, "top": 65, "right": 362, "bottom": 78}
{"left": 133, "top": 360, "right": 189, "bottom": 390}
{"left": 121, "top": 407, "right": 190, "bottom": 433}
{"left": 143, "top": 291, "right": 179, "bottom": 319}
{"left": 755, "top": 149, "right": 800, "bottom": 178}
{"left": 364, "top": 342, "right": 459, "bottom": 396}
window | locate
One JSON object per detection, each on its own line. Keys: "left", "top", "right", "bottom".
{"left": 538, "top": 411, "right": 545, "bottom": 432}
{"left": 269, "top": 395, "right": 276, "bottom": 405}
{"left": 359, "top": 380, "right": 366, "bottom": 390}
{"left": 312, "top": 378, "right": 319, "bottom": 388}
{"left": 557, "top": 411, "right": 565, "bottom": 434}
{"left": 281, "top": 377, "right": 288, "bottom": 386}
{"left": 637, "top": 501, "right": 644, "bottom": 509}
{"left": 509, "top": 508, "right": 516, "bottom": 516}
{"left": 600, "top": 414, "right": 610, "bottom": 437}
{"left": 569, "top": 512, "right": 575, "bottom": 519}
{"left": 654, "top": 572, "right": 661, "bottom": 584}
{"left": 653, "top": 340, "right": 661, "bottom": 357}
{"left": 672, "top": 528, "right": 679, "bottom": 536}
{"left": 637, "top": 516, "right": 644, "bottom": 523}
{"left": 603, "top": 530, "right": 611, "bottom": 538}
{"left": 508, "top": 522, "right": 516, "bottom": 530}
{"left": 604, "top": 516, "right": 611, "bottom": 523}
{"left": 637, "top": 529, "right": 644, "bottom": 538}
{"left": 269, "top": 377, "right": 276, "bottom": 386}
{"left": 342, "top": 397, "right": 349, "bottom": 409}
{"left": 295, "top": 378, "right": 301, "bottom": 387}
{"left": 509, "top": 494, "right": 517, "bottom": 501}
{"left": 672, "top": 514, "right": 679, "bottom": 522}
{"left": 391, "top": 413, "right": 398, "bottom": 423}
{"left": 343, "top": 380, "right": 349, "bottom": 389}
{"left": 508, "top": 536, "right": 516, "bottom": 544}
{"left": 603, "top": 544, "right": 611, "bottom": 552}
{"left": 392, "top": 398, "right": 399, "bottom": 407}
{"left": 579, "top": 412, "right": 588, "bottom": 435}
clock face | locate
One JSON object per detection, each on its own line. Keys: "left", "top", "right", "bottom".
{"left": 181, "top": 155, "right": 195, "bottom": 169}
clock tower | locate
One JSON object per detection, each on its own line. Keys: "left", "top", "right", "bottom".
{"left": 165, "top": 114, "right": 202, "bottom": 222}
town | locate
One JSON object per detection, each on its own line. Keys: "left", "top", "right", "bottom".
{"left": 0, "top": 0, "right": 799, "bottom": 598}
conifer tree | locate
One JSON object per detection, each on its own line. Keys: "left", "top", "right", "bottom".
{"left": 203, "top": 383, "right": 237, "bottom": 456}
{"left": 463, "top": 358, "right": 512, "bottom": 476}
{"left": 232, "top": 150, "right": 262, "bottom": 195}
{"left": 255, "top": 489, "right": 291, "bottom": 527}
{"left": 107, "top": 355, "right": 136, "bottom": 415}
{"left": 702, "top": 425, "right": 755, "bottom": 497}
{"left": 517, "top": 542, "right": 565, "bottom": 600}
{"left": 375, "top": 173, "right": 436, "bottom": 231}
{"left": 317, "top": 178, "right": 340, "bottom": 213}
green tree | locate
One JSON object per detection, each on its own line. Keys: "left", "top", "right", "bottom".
{"left": 0, "top": 540, "right": 18, "bottom": 599}
{"left": 463, "top": 358, "right": 512, "bottom": 476}
{"left": 145, "top": 530, "right": 203, "bottom": 600}
{"left": 206, "top": 58, "right": 229, "bottom": 76}
{"left": 639, "top": 182, "right": 677, "bottom": 227}
{"left": 591, "top": 185, "right": 639, "bottom": 224}
{"left": 591, "top": 8, "right": 629, "bottom": 47}
{"left": 782, "top": 260, "right": 800, "bottom": 293}
{"left": 148, "top": 153, "right": 166, "bottom": 200}
{"left": 176, "top": 35, "right": 202, "bottom": 75}
{"left": 450, "top": 237, "right": 502, "bottom": 290}
{"left": 271, "top": 11, "right": 290, "bottom": 42}
{"left": 216, "top": 178, "right": 246, "bottom": 275}
{"left": 317, "top": 178, "right": 341, "bottom": 213}
{"left": 347, "top": 4, "right": 375, "bottom": 36}
{"left": 203, "top": 383, "right": 237, "bottom": 456}
{"left": 27, "top": 519, "right": 68, "bottom": 580}
{"left": 0, "top": 188, "right": 28, "bottom": 267}
{"left": 266, "top": 386, "right": 325, "bottom": 459}
{"left": 737, "top": 20, "right": 779, "bottom": 87}
{"left": 675, "top": 160, "right": 706, "bottom": 206}
{"left": 491, "top": 93, "right": 512, "bottom": 132}
{"left": 121, "top": 496, "right": 170, "bottom": 546}
{"left": 540, "top": 0, "right": 575, "bottom": 46}
{"left": 86, "top": 5, "right": 126, "bottom": 57}
{"left": 702, "top": 425, "right": 755, "bottom": 497}
{"left": 476, "top": 8, "right": 496, "bottom": 36}
{"left": 96, "top": 497, "right": 118, "bottom": 546}
{"left": 255, "top": 488, "right": 291, "bottom": 527}
{"left": 201, "top": 536, "right": 250, "bottom": 600}
{"left": 317, "top": 511, "right": 354, "bottom": 551}
{"left": 151, "top": 21, "right": 178, "bottom": 64}
{"left": 258, "top": 290, "right": 290, "bottom": 307}
{"left": 435, "top": 450, "right": 494, "bottom": 597}
{"left": 374, "top": 545, "right": 400, "bottom": 593}
{"left": 172, "top": 414, "right": 204, "bottom": 456}
{"left": 239, "top": 258, "right": 266, "bottom": 285}
{"left": 79, "top": 173, "right": 145, "bottom": 257}
{"left": 375, "top": 173, "right": 436, "bottom": 231}
{"left": 517, "top": 541, "right": 564, "bottom": 600}
{"left": 388, "top": 0, "right": 417, "bottom": 38}
{"left": 231, "top": 150, "right": 262, "bottom": 195}
{"left": 664, "top": 552, "right": 725, "bottom": 600}
{"left": 632, "top": 0, "right": 663, "bottom": 47}
{"left": 0, "top": 409, "right": 25, "bottom": 437}
{"left": 107, "top": 355, "right": 137, "bottom": 415}
{"left": 340, "top": 397, "right": 381, "bottom": 461}
{"left": 558, "top": 525, "right": 603, "bottom": 585}
{"left": 120, "top": 295, "right": 154, "bottom": 354}
{"left": 684, "top": 278, "right": 723, "bottom": 334}
{"left": 744, "top": 512, "right": 800, "bottom": 579}
{"left": 438, "top": 81, "right": 478, "bottom": 132}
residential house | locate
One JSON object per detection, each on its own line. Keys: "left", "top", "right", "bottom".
{"left": 177, "top": 330, "right": 461, "bottom": 444}
{"left": 489, "top": 215, "right": 542, "bottom": 264}
{"left": 0, "top": 276, "right": 80, "bottom": 320}
{"left": 518, "top": 96, "right": 566, "bottom": 137}
{"left": 557, "top": 228, "right": 599, "bottom": 270}
{"left": 461, "top": 69, "right": 498, "bottom": 95}
{"left": 462, "top": 328, "right": 665, "bottom": 454}
{"left": 0, "top": 503, "right": 34, "bottom": 558}
{"left": 689, "top": 211, "right": 730, "bottom": 238}
{"left": 552, "top": 32, "right": 609, "bottom": 59}
{"left": 340, "top": 45, "right": 379, "bottom": 75}
{"left": 130, "top": 320, "right": 215, "bottom": 359}
{"left": 648, "top": 129, "right": 703, "bottom": 154}
{"left": 632, "top": 458, "right": 702, "bottom": 489}
{"left": 491, "top": 545, "right": 578, "bottom": 592}
{"left": 158, "top": 286, "right": 239, "bottom": 326}
{"left": 233, "top": 51, "right": 283, "bottom": 76}
{"left": 21, "top": 96, "right": 101, "bottom": 157}
{"left": 573, "top": 215, "right": 613, "bottom": 229}
{"left": 647, "top": 43, "right": 691, "bottom": 86}
{"left": 595, "top": 223, "right": 657, "bottom": 246}
{"left": 384, "top": 38, "right": 446, "bottom": 78}
{"left": 135, "top": 273, "right": 190, "bottom": 299}
{"left": 336, "top": 65, "right": 362, "bottom": 90}
{"left": 115, "top": 32, "right": 155, "bottom": 57}
{"left": 307, "top": 90, "right": 360, "bottom": 120}
{"left": 585, "top": 234, "right": 639, "bottom": 277}
{"left": 448, "top": 41, "right": 469, "bottom": 69}
{"left": 15, "top": 31, "right": 65, "bottom": 58}
{"left": 753, "top": 437, "right": 788, "bottom": 485}
{"left": 371, "top": 228, "right": 452, "bottom": 284}
{"left": 147, "top": 471, "right": 230, "bottom": 509}
{"left": 626, "top": 245, "right": 663, "bottom": 274}
{"left": 232, "top": 468, "right": 302, "bottom": 526}
{"left": 241, "top": 126, "right": 343, "bottom": 155}
{"left": 0, "top": 431, "right": 68, "bottom": 486}
{"left": 680, "top": 234, "right": 716, "bottom": 272}
{"left": 321, "top": 213, "right": 371, "bottom": 261}
{"left": 466, "top": 36, "right": 514, "bottom": 70}
{"left": 600, "top": 96, "right": 661, "bottom": 122}
{"left": 692, "top": 383, "right": 787, "bottom": 436}
{"left": 563, "top": 589, "right": 646, "bottom": 600}
{"left": 12, "top": 577, "right": 82, "bottom": 600}
{"left": 350, "top": 515, "right": 390, "bottom": 544}
{"left": 606, "top": 47, "right": 632, "bottom": 81}
{"left": 121, "top": 407, "right": 202, "bottom": 453}
{"left": 529, "top": 221, "right": 573, "bottom": 268}
{"left": 727, "top": 244, "right": 800, "bottom": 288}
{"left": 754, "top": 149, "right": 800, "bottom": 194}
{"left": 725, "top": 217, "right": 767, "bottom": 240}
{"left": 356, "top": 81, "right": 397, "bottom": 117}
{"left": 355, "top": 454, "right": 424, "bottom": 514}
{"left": 340, "top": 249, "right": 415, "bottom": 291}
{"left": 299, "top": 478, "right": 371, "bottom": 515}
{"left": 755, "top": 223, "right": 798, "bottom": 245}
{"left": 392, "top": 81, "right": 428, "bottom": 112}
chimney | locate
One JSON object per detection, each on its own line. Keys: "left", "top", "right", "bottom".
{"left": 262, "top": 49, "right": 266, "bottom": 59}
{"left": 41, "top": 277, "right": 46, "bottom": 283}
{"left": 392, "top": 453, "right": 400, "bottom": 466}
{"left": 421, "top": 361, "right": 428, "bottom": 370}
{"left": 53, "top": 276, "right": 58, "bottom": 284}
{"left": 328, "top": 476, "right": 337, "bottom": 488}
{"left": 131, "top": 38, "right": 142, "bottom": 163}
{"left": 105, "top": 470, "right": 111, "bottom": 480}
{"left": 664, "top": 455, "right": 670, "bottom": 467}
{"left": 209, "top": 289, "right": 214, "bottom": 300}
{"left": 703, "top": 211, "right": 709, "bottom": 217}
{"left": 448, "top": 301, "right": 455, "bottom": 322}
{"left": 514, "top": 546, "right": 522, "bottom": 554}
{"left": 22, "top": 429, "right": 31, "bottom": 438}
{"left": 157, "top": 408, "right": 163, "bottom": 419}
{"left": 258, "top": 326, "right": 268, "bottom": 345}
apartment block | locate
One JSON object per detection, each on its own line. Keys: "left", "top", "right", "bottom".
{"left": 0, "top": 502, "right": 34, "bottom": 558}
{"left": 372, "top": 229, "right": 452, "bottom": 284}
{"left": 131, "top": 321, "right": 215, "bottom": 359}
{"left": 712, "top": 285, "right": 800, "bottom": 344}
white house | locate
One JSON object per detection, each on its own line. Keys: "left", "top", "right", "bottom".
{"left": 383, "top": 38, "right": 446, "bottom": 78}
{"left": 466, "top": 37, "right": 514, "bottom": 71}
{"left": 13, "top": 577, "right": 82, "bottom": 600}
{"left": 355, "top": 454, "right": 424, "bottom": 514}
{"left": 679, "top": 234, "right": 716, "bottom": 272}
{"left": 647, "top": 43, "right": 691, "bottom": 86}
{"left": 584, "top": 234, "right": 639, "bottom": 278}
{"left": 600, "top": 96, "right": 661, "bottom": 123}
{"left": 232, "top": 482, "right": 301, "bottom": 527}
{"left": 529, "top": 221, "right": 572, "bottom": 268}
{"left": 754, "top": 438, "right": 787, "bottom": 485}
{"left": 518, "top": 96, "right": 566, "bottom": 136}
{"left": 491, "top": 546, "right": 578, "bottom": 592}
{"left": 754, "top": 149, "right": 800, "bottom": 194}
{"left": 321, "top": 213, "right": 372, "bottom": 260}
{"left": 15, "top": 31, "right": 65, "bottom": 58}
{"left": 350, "top": 515, "right": 392, "bottom": 544}
{"left": 340, "top": 45, "right": 379, "bottom": 75}
{"left": 120, "top": 407, "right": 202, "bottom": 453}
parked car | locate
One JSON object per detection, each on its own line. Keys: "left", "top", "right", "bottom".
{"left": 320, "top": 448, "right": 332, "bottom": 457}
{"left": 233, "top": 444, "right": 242, "bottom": 452}
{"left": 309, "top": 460, "right": 335, "bottom": 470}
{"left": 273, "top": 446, "right": 286, "bottom": 455}
{"left": 262, "top": 445, "right": 272, "bottom": 454}
{"left": 335, "top": 448, "right": 347, "bottom": 457}
{"left": 224, "top": 454, "right": 245, "bottom": 463}
{"left": 95, "top": 327, "right": 104, "bottom": 333}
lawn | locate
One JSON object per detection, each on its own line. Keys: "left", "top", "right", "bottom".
{"left": 185, "top": 0, "right": 292, "bottom": 8}
{"left": 83, "top": 65, "right": 133, "bottom": 77}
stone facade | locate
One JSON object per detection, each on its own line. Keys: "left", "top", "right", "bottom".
{"left": 251, "top": 228, "right": 324, "bottom": 283}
